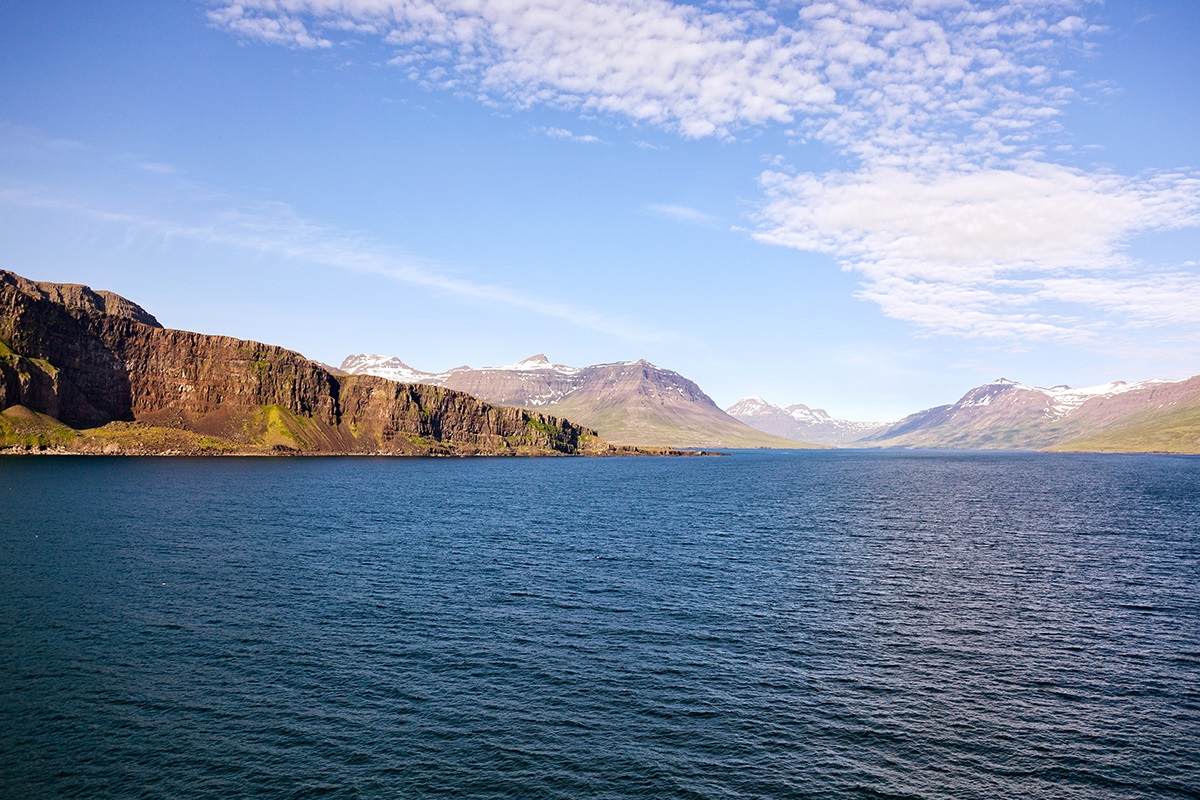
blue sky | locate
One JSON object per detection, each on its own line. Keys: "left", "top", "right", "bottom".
{"left": 1, "top": 0, "right": 1198, "bottom": 420}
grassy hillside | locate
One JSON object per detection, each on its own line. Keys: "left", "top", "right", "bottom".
{"left": 550, "top": 394, "right": 814, "bottom": 449}
{"left": 1049, "top": 402, "right": 1200, "bottom": 454}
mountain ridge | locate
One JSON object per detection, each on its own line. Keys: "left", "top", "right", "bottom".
{"left": 727, "top": 377, "right": 1200, "bottom": 453}
{"left": 341, "top": 353, "right": 812, "bottom": 449}
{"left": 6, "top": 270, "right": 1195, "bottom": 455}
{"left": 862, "top": 376, "right": 1200, "bottom": 452}
{"left": 726, "top": 396, "right": 889, "bottom": 446}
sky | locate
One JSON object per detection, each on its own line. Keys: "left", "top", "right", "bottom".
{"left": 1, "top": 0, "right": 1198, "bottom": 421}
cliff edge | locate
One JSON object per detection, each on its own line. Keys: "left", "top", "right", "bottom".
{"left": 0, "top": 270, "right": 641, "bottom": 456}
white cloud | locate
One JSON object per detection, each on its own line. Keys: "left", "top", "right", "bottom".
{"left": 542, "top": 127, "right": 605, "bottom": 143}
{"left": 754, "top": 162, "right": 1200, "bottom": 338}
{"left": 136, "top": 161, "right": 178, "bottom": 175}
{"left": 1035, "top": 274, "right": 1200, "bottom": 328}
{"left": 208, "top": 0, "right": 1089, "bottom": 152}
{"left": 206, "top": 0, "right": 1200, "bottom": 344}
{"left": 207, "top": 6, "right": 332, "bottom": 49}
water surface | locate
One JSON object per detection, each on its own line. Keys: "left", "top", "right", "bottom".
{"left": 2, "top": 451, "right": 1198, "bottom": 798}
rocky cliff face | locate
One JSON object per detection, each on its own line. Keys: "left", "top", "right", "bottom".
{"left": 0, "top": 270, "right": 616, "bottom": 456}
{"left": 1, "top": 271, "right": 161, "bottom": 327}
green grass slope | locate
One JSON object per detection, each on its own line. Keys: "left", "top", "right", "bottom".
{"left": 1049, "top": 402, "right": 1200, "bottom": 454}
{"left": 0, "top": 405, "right": 78, "bottom": 450}
{"left": 549, "top": 394, "right": 815, "bottom": 449}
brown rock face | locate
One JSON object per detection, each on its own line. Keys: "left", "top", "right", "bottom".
{"left": 0, "top": 270, "right": 600, "bottom": 455}
{"left": 1, "top": 271, "right": 161, "bottom": 327}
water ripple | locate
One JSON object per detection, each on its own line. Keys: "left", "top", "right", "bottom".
{"left": 1, "top": 451, "right": 1198, "bottom": 799}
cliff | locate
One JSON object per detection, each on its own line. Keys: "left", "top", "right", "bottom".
{"left": 0, "top": 270, "right": 638, "bottom": 456}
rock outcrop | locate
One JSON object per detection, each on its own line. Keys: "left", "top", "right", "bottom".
{"left": 1, "top": 271, "right": 162, "bottom": 327}
{"left": 0, "top": 270, "right": 632, "bottom": 456}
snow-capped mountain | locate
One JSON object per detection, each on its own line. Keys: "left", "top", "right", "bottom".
{"left": 485, "top": 354, "right": 582, "bottom": 374}
{"left": 999, "top": 378, "right": 1168, "bottom": 419}
{"left": 340, "top": 353, "right": 589, "bottom": 405}
{"left": 340, "top": 354, "right": 806, "bottom": 449}
{"left": 864, "top": 376, "right": 1197, "bottom": 450}
{"left": 726, "top": 397, "right": 888, "bottom": 446}
{"left": 339, "top": 354, "right": 436, "bottom": 383}
{"left": 339, "top": 354, "right": 1200, "bottom": 452}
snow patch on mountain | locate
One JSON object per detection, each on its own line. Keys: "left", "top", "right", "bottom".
{"left": 482, "top": 354, "right": 582, "bottom": 375}
{"left": 1041, "top": 380, "right": 1170, "bottom": 417}
{"left": 969, "top": 377, "right": 1173, "bottom": 419}
{"left": 726, "top": 397, "right": 774, "bottom": 417}
{"left": 726, "top": 396, "right": 889, "bottom": 445}
{"left": 339, "top": 354, "right": 436, "bottom": 383}
{"left": 339, "top": 353, "right": 704, "bottom": 412}
{"left": 785, "top": 404, "right": 836, "bottom": 424}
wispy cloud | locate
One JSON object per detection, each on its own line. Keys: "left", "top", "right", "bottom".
{"left": 211, "top": 0, "right": 829, "bottom": 139}
{"left": 645, "top": 203, "right": 718, "bottom": 227}
{"left": 0, "top": 146, "right": 680, "bottom": 345}
{"left": 542, "top": 126, "right": 605, "bottom": 144}
{"left": 205, "top": 0, "right": 1200, "bottom": 343}
{"left": 135, "top": 161, "right": 178, "bottom": 175}
{"left": 207, "top": 5, "right": 332, "bottom": 49}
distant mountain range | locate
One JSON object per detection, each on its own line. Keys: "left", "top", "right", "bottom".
{"left": 731, "top": 377, "right": 1200, "bottom": 453}
{"left": 862, "top": 377, "right": 1200, "bottom": 452}
{"left": 6, "top": 269, "right": 1198, "bottom": 455}
{"left": 725, "top": 397, "right": 887, "bottom": 446}
{"left": 344, "top": 353, "right": 1200, "bottom": 453}
{"left": 340, "top": 354, "right": 806, "bottom": 449}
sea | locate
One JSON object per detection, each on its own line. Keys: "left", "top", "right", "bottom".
{"left": 1, "top": 450, "right": 1198, "bottom": 799}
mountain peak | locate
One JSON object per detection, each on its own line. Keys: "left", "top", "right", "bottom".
{"left": 484, "top": 354, "right": 579, "bottom": 373}
{"left": 727, "top": 396, "right": 888, "bottom": 445}
{"left": 340, "top": 353, "right": 433, "bottom": 382}
{"left": 726, "top": 397, "right": 779, "bottom": 416}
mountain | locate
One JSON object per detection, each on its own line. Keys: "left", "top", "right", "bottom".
{"left": 863, "top": 377, "right": 1200, "bottom": 452}
{"left": 726, "top": 396, "right": 888, "bottom": 446}
{"left": 0, "top": 270, "right": 645, "bottom": 456}
{"left": 341, "top": 353, "right": 810, "bottom": 449}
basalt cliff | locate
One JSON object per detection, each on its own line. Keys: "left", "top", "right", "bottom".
{"left": 0, "top": 270, "right": 635, "bottom": 456}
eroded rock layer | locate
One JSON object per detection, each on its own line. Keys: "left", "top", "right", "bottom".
{"left": 0, "top": 270, "right": 610, "bottom": 455}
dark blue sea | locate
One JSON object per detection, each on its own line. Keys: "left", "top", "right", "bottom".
{"left": 2, "top": 451, "right": 1198, "bottom": 799}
